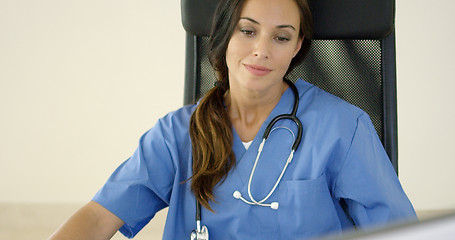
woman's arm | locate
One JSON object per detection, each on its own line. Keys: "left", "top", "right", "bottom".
{"left": 48, "top": 201, "right": 124, "bottom": 240}
{"left": 333, "top": 113, "right": 416, "bottom": 227}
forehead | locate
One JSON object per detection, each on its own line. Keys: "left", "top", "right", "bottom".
{"left": 239, "top": 0, "right": 300, "bottom": 26}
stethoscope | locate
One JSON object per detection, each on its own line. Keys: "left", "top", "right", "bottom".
{"left": 190, "top": 79, "right": 303, "bottom": 240}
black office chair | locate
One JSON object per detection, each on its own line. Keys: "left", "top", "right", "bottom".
{"left": 181, "top": 0, "right": 398, "bottom": 173}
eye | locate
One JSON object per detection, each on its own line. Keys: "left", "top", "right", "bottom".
{"left": 274, "top": 35, "right": 291, "bottom": 43}
{"left": 240, "top": 27, "right": 256, "bottom": 36}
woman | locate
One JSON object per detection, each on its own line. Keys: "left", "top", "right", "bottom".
{"left": 49, "top": 0, "right": 416, "bottom": 239}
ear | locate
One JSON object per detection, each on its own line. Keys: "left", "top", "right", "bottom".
{"left": 293, "top": 36, "right": 304, "bottom": 57}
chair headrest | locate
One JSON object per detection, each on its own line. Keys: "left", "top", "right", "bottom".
{"left": 181, "top": 0, "right": 394, "bottom": 39}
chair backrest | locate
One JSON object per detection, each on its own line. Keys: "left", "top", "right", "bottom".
{"left": 181, "top": 0, "right": 398, "bottom": 173}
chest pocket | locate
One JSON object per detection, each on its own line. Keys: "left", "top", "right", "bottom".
{"left": 277, "top": 174, "right": 341, "bottom": 239}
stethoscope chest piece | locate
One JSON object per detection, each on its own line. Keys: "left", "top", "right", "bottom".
{"left": 191, "top": 225, "right": 209, "bottom": 240}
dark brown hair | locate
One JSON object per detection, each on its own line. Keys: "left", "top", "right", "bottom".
{"left": 189, "top": 0, "right": 313, "bottom": 211}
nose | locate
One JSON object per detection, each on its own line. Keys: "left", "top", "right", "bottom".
{"left": 252, "top": 35, "right": 270, "bottom": 59}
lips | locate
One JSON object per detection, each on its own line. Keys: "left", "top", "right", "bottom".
{"left": 244, "top": 64, "right": 272, "bottom": 76}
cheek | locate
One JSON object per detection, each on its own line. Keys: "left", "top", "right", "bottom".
{"left": 225, "top": 47, "right": 235, "bottom": 71}
{"left": 275, "top": 51, "right": 295, "bottom": 72}
{"left": 225, "top": 41, "right": 235, "bottom": 64}
{"left": 226, "top": 42, "right": 243, "bottom": 69}
{"left": 226, "top": 35, "right": 251, "bottom": 59}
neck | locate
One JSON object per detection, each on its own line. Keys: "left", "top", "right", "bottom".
{"left": 226, "top": 81, "right": 288, "bottom": 141}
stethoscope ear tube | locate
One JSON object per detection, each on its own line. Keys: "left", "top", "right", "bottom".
{"left": 287, "top": 80, "right": 303, "bottom": 151}
{"left": 263, "top": 79, "right": 303, "bottom": 151}
{"left": 291, "top": 116, "right": 303, "bottom": 151}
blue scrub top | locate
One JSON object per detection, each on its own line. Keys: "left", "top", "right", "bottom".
{"left": 93, "top": 79, "right": 417, "bottom": 239}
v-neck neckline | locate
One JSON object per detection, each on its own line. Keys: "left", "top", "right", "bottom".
{"left": 230, "top": 85, "right": 295, "bottom": 187}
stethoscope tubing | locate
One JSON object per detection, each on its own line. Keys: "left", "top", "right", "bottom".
{"left": 247, "top": 139, "right": 295, "bottom": 205}
{"left": 192, "top": 79, "right": 302, "bottom": 239}
{"left": 263, "top": 79, "right": 303, "bottom": 151}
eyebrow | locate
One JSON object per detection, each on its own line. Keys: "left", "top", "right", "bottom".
{"left": 239, "top": 17, "right": 296, "bottom": 31}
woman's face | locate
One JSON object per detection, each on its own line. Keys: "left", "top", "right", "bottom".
{"left": 225, "top": 0, "right": 303, "bottom": 94}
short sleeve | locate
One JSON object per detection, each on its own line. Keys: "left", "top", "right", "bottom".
{"left": 333, "top": 113, "right": 417, "bottom": 229}
{"left": 92, "top": 121, "right": 176, "bottom": 238}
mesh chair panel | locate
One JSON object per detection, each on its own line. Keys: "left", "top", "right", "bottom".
{"left": 196, "top": 37, "right": 384, "bottom": 141}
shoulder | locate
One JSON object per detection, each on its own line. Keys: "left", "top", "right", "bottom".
{"left": 156, "top": 104, "right": 197, "bottom": 131}
{"left": 295, "top": 79, "right": 366, "bottom": 124}
{"left": 141, "top": 104, "right": 196, "bottom": 152}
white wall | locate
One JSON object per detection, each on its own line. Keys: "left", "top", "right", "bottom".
{"left": 396, "top": 0, "right": 455, "bottom": 210}
{"left": 0, "top": 0, "right": 454, "bottom": 212}
{"left": 0, "top": 0, "right": 184, "bottom": 203}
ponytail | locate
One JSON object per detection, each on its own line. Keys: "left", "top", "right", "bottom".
{"left": 189, "top": 82, "right": 235, "bottom": 211}
{"left": 188, "top": 0, "right": 242, "bottom": 212}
